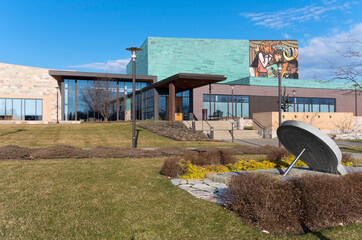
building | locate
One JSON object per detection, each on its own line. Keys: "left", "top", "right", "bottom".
{"left": 0, "top": 37, "right": 360, "bottom": 123}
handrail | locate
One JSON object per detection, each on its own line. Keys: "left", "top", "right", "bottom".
{"left": 226, "top": 113, "right": 237, "bottom": 122}
{"left": 253, "top": 119, "right": 266, "bottom": 138}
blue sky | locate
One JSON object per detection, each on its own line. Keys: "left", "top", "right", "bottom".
{"left": 1, "top": 0, "right": 361, "bottom": 78}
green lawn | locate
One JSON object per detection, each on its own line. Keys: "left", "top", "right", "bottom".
{"left": 0, "top": 122, "right": 235, "bottom": 148}
{"left": 0, "top": 157, "right": 360, "bottom": 239}
{"left": 340, "top": 146, "right": 362, "bottom": 154}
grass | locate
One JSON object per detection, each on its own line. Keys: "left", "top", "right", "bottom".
{"left": 340, "top": 146, "right": 362, "bottom": 154}
{"left": 0, "top": 122, "right": 236, "bottom": 148}
{"left": 0, "top": 157, "right": 361, "bottom": 239}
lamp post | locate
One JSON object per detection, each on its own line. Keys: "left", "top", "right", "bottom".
{"left": 126, "top": 47, "right": 142, "bottom": 148}
{"left": 231, "top": 85, "right": 234, "bottom": 118}
{"left": 209, "top": 84, "right": 212, "bottom": 120}
{"left": 355, "top": 84, "right": 358, "bottom": 116}
{"left": 55, "top": 86, "right": 59, "bottom": 124}
{"left": 293, "top": 90, "right": 296, "bottom": 112}
{"left": 276, "top": 60, "right": 284, "bottom": 148}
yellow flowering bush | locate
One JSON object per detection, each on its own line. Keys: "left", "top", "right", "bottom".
{"left": 227, "top": 160, "right": 276, "bottom": 171}
{"left": 342, "top": 161, "right": 353, "bottom": 167}
{"left": 176, "top": 155, "right": 354, "bottom": 179}
{"left": 180, "top": 162, "right": 230, "bottom": 179}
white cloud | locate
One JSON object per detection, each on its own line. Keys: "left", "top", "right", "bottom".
{"left": 298, "top": 23, "right": 362, "bottom": 79}
{"left": 71, "top": 58, "right": 131, "bottom": 73}
{"left": 240, "top": 1, "right": 351, "bottom": 30}
{"left": 283, "top": 33, "right": 291, "bottom": 39}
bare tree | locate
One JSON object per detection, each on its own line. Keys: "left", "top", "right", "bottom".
{"left": 329, "top": 39, "right": 361, "bottom": 93}
{"left": 81, "top": 78, "right": 117, "bottom": 121}
{"left": 281, "top": 86, "right": 292, "bottom": 112}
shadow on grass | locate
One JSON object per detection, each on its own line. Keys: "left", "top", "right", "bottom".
{"left": 0, "top": 129, "right": 27, "bottom": 137}
{"left": 135, "top": 129, "right": 142, "bottom": 148}
{"left": 300, "top": 222, "right": 331, "bottom": 240}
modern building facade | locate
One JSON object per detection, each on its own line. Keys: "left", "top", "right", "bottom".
{"left": 0, "top": 37, "right": 360, "bottom": 123}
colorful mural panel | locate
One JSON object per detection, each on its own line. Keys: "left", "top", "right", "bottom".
{"left": 249, "top": 40, "right": 298, "bottom": 79}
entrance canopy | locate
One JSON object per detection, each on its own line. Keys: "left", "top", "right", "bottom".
{"left": 138, "top": 73, "right": 226, "bottom": 121}
{"left": 49, "top": 70, "right": 157, "bottom": 83}
{"left": 149, "top": 73, "right": 226, "bottom": 91}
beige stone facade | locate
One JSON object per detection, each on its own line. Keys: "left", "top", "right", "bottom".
{"left": 253, "top": 112, "right": 354, "bottom": 131}
{"left": 0, "top": 63, "right": 60, "bottom": 122}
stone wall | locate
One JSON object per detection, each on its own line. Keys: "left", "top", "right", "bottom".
{"left": 0, "top": 63, "right": 60, "bottom": 122}
{"left": 253, "top": 112, "right": 354, "bottom": 131}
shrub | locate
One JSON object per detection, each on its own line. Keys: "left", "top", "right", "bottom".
{"left": 31, "top": 145, "right": 89, "bottom": 159}
{"left": 185, "top": 150, "right": 238, "bottom": 166}
{"left": 342, "top": 152, "right": 353, "bottom": 165}
{"left": 160, "top": 157, "right": 185, "bottom": 178}
{"left": 225, "top": 173, "right": 362, "bottom": 235}
{"left": 296, "top": 173, "right": 362, "bottom": 232}
{"left": 227, "top": 160, "right": 276, "bottom": 171}
{"left": 181, "top": 163, "right": 230, "bottom": 179}
{"left": 0, "top": 145, "right": 32, "bottom": 160}
{"left": 266, "top": 148, "right": 291, "bottom": 162}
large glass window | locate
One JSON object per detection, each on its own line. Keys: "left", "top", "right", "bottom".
{"left": 203, "top": 94, "right": 250, "bottom": 119}
{"left": 0, "top": 98, "right": 42, "bottom": 120}
{"left": 64, "top": 79, "right": 149, "bottom": 121}
{"left": 286, "top": 97, "right": 336, "bottom": 113}
{"left": 142, "top": 89, "right": 154, "bottom": 120}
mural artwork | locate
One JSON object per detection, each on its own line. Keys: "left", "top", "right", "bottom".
{"left": 249, "top": 40, "right": 299, "bottom": 79}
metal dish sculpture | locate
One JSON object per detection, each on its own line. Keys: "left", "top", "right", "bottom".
{"left": 277, "top": 120, "right": 346, "bottom": 175}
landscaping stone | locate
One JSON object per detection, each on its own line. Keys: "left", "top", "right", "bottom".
{"left": 205, "top": 167, "right": 362, "bottom": 185}
{"left": 170, "top": 178, "right": 228, "bottom": 205}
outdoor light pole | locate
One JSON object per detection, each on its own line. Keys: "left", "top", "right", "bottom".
{"left": 355, "top": 84, "right": 358, "bottom": 116}
{"left": 55, "top": 86, "right": 59, "bottom": 124}
{"left": 209, "top": 84, "right": 212, "bottom": 120}
{"left": 126, "top": 47, "right": 142, "bottom": 148}
{"left": 231, "top": 85, "right": 234, "bottom": 117}
{"left": 277, "top": 60, "right": 283, "bottom": 148}
{"left": 293, "top": 90, "right": 296, "bottom": 112}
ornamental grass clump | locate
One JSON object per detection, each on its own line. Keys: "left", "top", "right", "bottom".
{"left": 225, "top": 172, "right": 362, "bottom": 235}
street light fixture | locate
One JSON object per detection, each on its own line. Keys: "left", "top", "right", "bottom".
{"left": 276, "top": 60, "right": 284, "bottom": 148}
{"left": 126, "top": 47, "right": 142, "bottom": 148}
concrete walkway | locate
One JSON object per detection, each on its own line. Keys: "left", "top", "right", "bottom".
{"left": 224, "top": 138, "right": 362, "bottom": 159}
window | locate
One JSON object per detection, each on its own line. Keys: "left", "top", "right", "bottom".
{"left": 203, "top": 94, "right": 250, "bottom": 119}
{"left": 286, "top": 97, "right": 336, "bottom": 113}
{"left": 0, "top": 98, "right": 42, "bottom": 120}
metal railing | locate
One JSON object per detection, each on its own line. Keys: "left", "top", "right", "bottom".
{"left": 253, "top": 119, "right": 266, "bottom": 138}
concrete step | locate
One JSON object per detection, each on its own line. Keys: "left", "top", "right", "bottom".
{"left": 233, "top": 130, "right": 261, "bottom": 139}
{"left": 183, "top": 120, "right": 233, "bottom": 131}
{"left": 183, "top": 121, "right": 262, "bottom": 140}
